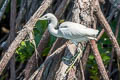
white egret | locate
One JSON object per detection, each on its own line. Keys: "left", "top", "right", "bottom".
{"left": 39, "top": 13, "right": 99, "bottom": 73}
{"left": 39, "top": 13, "right": 99, "bottom": 44}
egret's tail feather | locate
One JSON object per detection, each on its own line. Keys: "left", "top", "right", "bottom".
{"left": 88, "top": 37, "right": 97, "bottom": 40}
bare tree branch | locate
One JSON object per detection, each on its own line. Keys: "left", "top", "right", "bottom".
{"left": 97, "top": 29, "right": 105, "bottom": 41}
{"left": 109, "top": 14, "right": 120, "bottom": 76}
{"left": 0, "top": 0, "right": 10, "bottom": 21}
{"left": 82, "top": 43, "right": 90, "bottom": 70}
{"left": 15, "top": 0, "right": 27, "bottom": 29}
{"left": 97, "top": 7, "right": 117, "bottom": 41}
{"left": 9, "top": 0, "right": 17, "bottom": 79}
{"left": 90, "top": 40, "right": 109, "bottom": 80}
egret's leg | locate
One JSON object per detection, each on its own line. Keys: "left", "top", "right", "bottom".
{"left": 65, "top": 46, "right": 83, "bottom": 73}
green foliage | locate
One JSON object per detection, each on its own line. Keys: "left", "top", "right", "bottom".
{"left": 87, "top": 54, "right": 99, "bottom": 80}
{"left": 16, "top": 41, "right": 34, "bottom": 62}
{"left": 16, "top": 20, "right": 49, "bottom": 62}
{"left": 34, "top": 20, "right": 48, "bottom": 46}
{"left": 88, "top": 51, "right": 110, "bottom": 79}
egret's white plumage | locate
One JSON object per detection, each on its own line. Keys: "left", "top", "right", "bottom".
{"left": 39, "top": 13, "right": 99, "bottom": 43}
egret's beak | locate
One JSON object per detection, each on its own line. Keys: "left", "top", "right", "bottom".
{"left": 39, "top": 16, "right": 45, "bottom": 20}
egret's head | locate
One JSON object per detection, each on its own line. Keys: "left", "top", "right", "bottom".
{"left": 39, "top": 13, "right": 55, "bottom": 21}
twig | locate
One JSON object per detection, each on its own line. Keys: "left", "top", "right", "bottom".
{"left": 15, "top": 0, "right": 27, "bottom": 29}
{"left": 108, "top": 14, "right": 120, "bottom": 76}
{"left": 9, "top": 56, "right": 16, "bottom": 80}
{"left": 26, "top": 0, "right": 39, "bottom": 21}
{"left": 81, "top": 43, "right": 90, "bottom": 70}
{"left": 90, "top": 40, "right": 109, "bottom": 80}
{"left": 97, "top": 29, "right": 105, "bottom": 41}
{"left": 97, "top": 8, "right": 117, "bottom": 41}
{"left": 48, "top": 38, "right": 66, "bottom": 55}
{"left": 80, "top": 60, "right": 85, "bottom": 80}
{"left": 0, "top": 34, "right": 8, "bottom": 44}
{"left": 109, "top": 0, "right": 120, "bottom": 10}
{"left": 0, "top": 0, "right": 54, "bottom": 75}
{"left": 15, "top": 62, "right": 24, "bottom": 74}
{"left": 0, "top": 0, "right": 10, "bottom": 21}
{"left": 110, "top": 69, "right": 118, "bottom": 77}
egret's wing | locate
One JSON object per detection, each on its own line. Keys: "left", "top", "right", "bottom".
{"left": 58, "top": 22, "right": 99, "bottom": 40}
{"left": 58, "top": 27, "right": 87, "bottom": 39}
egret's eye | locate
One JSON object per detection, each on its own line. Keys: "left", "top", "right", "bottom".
{"left": 45, "top": 16, "right": 47, "bottom": 18}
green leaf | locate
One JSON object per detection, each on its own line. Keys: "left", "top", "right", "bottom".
{"left": 89, "top": 55, "right": 94, "bottom": 60}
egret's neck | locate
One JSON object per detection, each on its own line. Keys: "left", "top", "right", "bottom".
{"left": 48, "top": 17, "right": 61, "bottom": 37}
{"left": 48, "top": 17, "right": 58, "bottom": 28}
